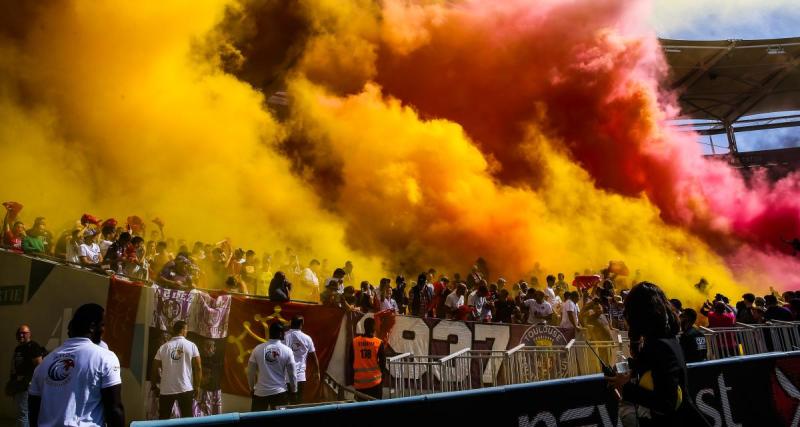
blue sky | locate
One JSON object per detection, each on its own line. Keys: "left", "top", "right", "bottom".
{"left": 650, "top": 0, "right": 800, "bottom": 153}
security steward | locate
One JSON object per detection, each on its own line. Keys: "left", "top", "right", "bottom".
{"left": 348, "top": 317, "right": 386, "bottom": 400}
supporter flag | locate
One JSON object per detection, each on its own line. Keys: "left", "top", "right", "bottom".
{"left": 104, "top": 276, "right": 144, "bottom": 367}
{"left": 221, "top": 297, "right": 345, "bottom": 401}
{"left": 572, "top": 275, "right": 602, "bottom": 290}
{"left": 145, "top": 287, "right": 231, "bottom": 418}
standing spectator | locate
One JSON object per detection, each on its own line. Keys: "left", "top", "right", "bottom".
{"left": 701, "top": 301, "right": 736, "bottom": 328}
{"left": 679, "top": 309, "right": 708, "bottom": 363}
{"left": 349, "top": 318, "right": 385, "bottom": 400}
{"left": 465, "top": 265, "right": 482, "bottom": 291}
{"left": 343, "top": 261, "right": 355, "bottom": 287}
{"left": 28, "top": 304, "right": 125, "bottom": 427}
{"left": 158, "top": 256, "right": 196, "bottom": 290}
{"left": 151, "top": 321, "right": 201, "bottom": 420}
{"left": 544, "top": 275, "right": 557, "bottom": 305}
{"left": 300, "top": 259, "right": 321, "bottom": 301}
{"left": 26, "top": 217, "right": 53, "bottom": 255}
{"left": 7, "top": 324, "right": 45, "bottom": 427}
{"left": 21, "top": 231, "right": 46, "bottom": 255}
{"left": 410, "top": 273, "right": 433, "bottom": 317}
{"left": 248, "top": 323, "right": 297, "bottom": 411}
{"left": 356, "top": 281, "right": 379, "bottom": 313}
{"left": 380, "top": 286, "right": 399, "bottom": 313}
{"left": 523, "top": 290, "right": 554, "bottom": 325}
{"left": 554, "top": 273, "right": 569, "bottom": 297}
{"left": 65, "top": 229, "right": 82, "bottom": 264}
{"left": 240, "top": 250, "right": 259, "bottom": 293}
{"left": 268, "top": 272, "right": 291, "bottom": 302}
{"left": 559, "top": 292, "right": 583, "bottom": 334}
{"left": 283, "top": 316, "right": 320, "bottom": 405}
{"left": 513, "top": 281, "right": 529, "bottom": 307}
{"left": 735, "top": 293, "right": 757, "bottom": 324}
{"left": 324, "top": 268, "right": 346, "bottom": 296}
{"left": 470, "top": 281, "right": 493, "bottom": 322}
{"left": 493, "top": 289, "right": 519, "bottom": 323}
{"left": 78, "top": 230, "right": 102, "bottom": 267}
{"left": 3, "top": 220, "right": 25, "bottom": 251}
{"left": 104, "top": 232, "right": 132, "bottom": 273}
{"left": 392, "top": 276, "right": 407, "bottom": 315}
{"left": 445, "top": 284, "right": 467, "bottom": 320}
{"left": 764, "top": 295, "right": 793, "bottom": 321}
{"left": 606, "top": 282, "right": 706, "bottom": 426}
{"left": 98, "top": 224, "right": 117, "bottom": 259}
{"left": 432, "top": 276, "right": 449, "bottom": 318}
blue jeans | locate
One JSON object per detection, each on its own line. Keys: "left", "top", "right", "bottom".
{"left": 14, "top": 390, "right": 28, "bottom": 427}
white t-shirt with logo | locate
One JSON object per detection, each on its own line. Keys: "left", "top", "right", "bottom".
{"left": 249, "top": 339, "right": 297, "bottom": 397}
{"left": 154, "top": 336, "right": 200, "bottom": 395}
{"left": 445, "top": 293, "right": 464, "bottom": 310}
{"left": 79, "top": 243, "right": 101, "bottom": 264}
{"left": 543, "top": 287, "right": 556, "bottom": 305}
{"left": 29, "top": 337, "right": 122, "bottom": 427}
{"left": 283, "top": 329, "right": 316, "bottom": 382}
{"left": 560, "top": 300, "right": 580, "bottom": 329}
{"left": 524, "top": 299, "right": 554, "bottom": 324}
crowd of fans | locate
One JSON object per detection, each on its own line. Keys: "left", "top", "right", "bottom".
{"left": 5, "top": 202, "right": 800, "bottom": 338}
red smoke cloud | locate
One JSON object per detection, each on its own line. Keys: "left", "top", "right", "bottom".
{"left": 373, "top": 0, "right": 800, "bottom": 257}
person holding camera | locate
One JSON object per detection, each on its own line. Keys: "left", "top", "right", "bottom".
{"left": 605, "top": 282, "right": 709, "bottom": 427}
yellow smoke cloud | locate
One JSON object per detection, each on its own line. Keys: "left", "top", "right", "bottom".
{"left": 0, "top": 0, "right": 383, "bottom": 297}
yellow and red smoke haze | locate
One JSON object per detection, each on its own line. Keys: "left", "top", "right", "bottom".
{"left": 1, "top": 0, "right": 799, "bottom": 303}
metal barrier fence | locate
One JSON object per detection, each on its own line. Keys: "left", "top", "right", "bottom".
{"left": 505, "top": 342, "right": 574, "bottom": 383}
{"left": 701, "top": 324, "right": 765, "bottom": 359}
{"left": 387, "top": 349, "right": 472, "bottom": 397}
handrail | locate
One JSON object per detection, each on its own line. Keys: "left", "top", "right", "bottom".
{"left": 439, "top": 347, "right": 471, "bottom": 363}
{"left": 388, "top": 352, "right": 413, "bottom": 362}
{"left": 505, "top": 343, "right": 525, "bottom": 356}
{"left": 565, "top": 339, "right": 575, "bottom": 351}
{"left": 322, "top": 372, "right": 377, "bottom": 401}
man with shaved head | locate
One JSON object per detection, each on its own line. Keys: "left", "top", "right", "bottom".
{"left": 7, "top": 324, "right": 45, "bottom": 427}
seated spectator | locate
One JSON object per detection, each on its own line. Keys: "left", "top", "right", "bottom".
{"left": 765, "top": 295, "right": 793, "bottom": 321}
{"left": 78, "top": 230, "right": 102, "bottom": 267}
{"left": 679, "top": 308, "right": 708, "bottom": 363}
{"left": 268, "top": 271, "right": 291, "bottom": 302}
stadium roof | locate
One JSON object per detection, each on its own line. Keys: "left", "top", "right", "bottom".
{"left": 663, "top": 37, "right": 800, "bottom": 133}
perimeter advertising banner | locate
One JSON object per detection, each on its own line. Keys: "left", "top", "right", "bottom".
{"left": 176, "top": 352, "right": 800, "bottom": 427}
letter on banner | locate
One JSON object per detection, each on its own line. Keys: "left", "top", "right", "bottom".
{"left": 431, "top": 320, "right": 472, "bottom": 382}
{"left": 387, "top": 316, "right": 430, "bottom": 380}
{"left": 473, "top": 323, "right": 510, "bottom": 383}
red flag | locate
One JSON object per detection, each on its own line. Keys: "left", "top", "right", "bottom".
{"left": 104, "top": 276, "right": 144, "bottom": 367}
{"left": 572, "top": 275, "right": 602, "bottom": 290}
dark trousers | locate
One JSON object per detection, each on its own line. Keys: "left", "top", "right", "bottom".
{"left": 159, "top": 390, "right": 194, "bottom": 419}
{"left": 251, "top": 392, "right": 289, "bottom": 412}
{"left": 289, "top": 381, "right": 305, "bottom": 405}
{"left": 357, "top": 384, "right": 382, "bottom": 400}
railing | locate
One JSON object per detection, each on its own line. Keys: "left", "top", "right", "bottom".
{"left": 505, "top": 342, "right": 573, "bottom": 383}
{"left": 387, "top": 349, "right": 472, "bottom": 398}
{"left": 701, "top": 324, "right": 765, "bottom": 359}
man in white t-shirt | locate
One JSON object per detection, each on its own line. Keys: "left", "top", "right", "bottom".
{"left": 28, "top": 303, "right": 125, "bottom": 427}
{"left": 523, "top": 290, "right": 554, "bottom": 324}
{"left": 544, "top": 275, "right": 557, "bottom": 305}
{"left": 151, "top": 320, "right": 202, "bottom": 419}
{"left": 78, "top": 230, "right": 102, "bottom": 266}
{"left": 283, "top": 316, "right": 320, "bottom": 405}
{"left": 560, "top": 291, "right": 583, "bottom": 332}
{"left": 445, "top": 284, "right": 467, "bottom": 319}
{"left": 248, "top": 322, "right": 297, "bottom": 411}
{"left": 300, "top": 259, "right": 321, "bottom": 301}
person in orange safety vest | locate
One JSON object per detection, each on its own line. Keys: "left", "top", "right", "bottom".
{"left": 348, "top": 317, "right": 386, "bottom": 400}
